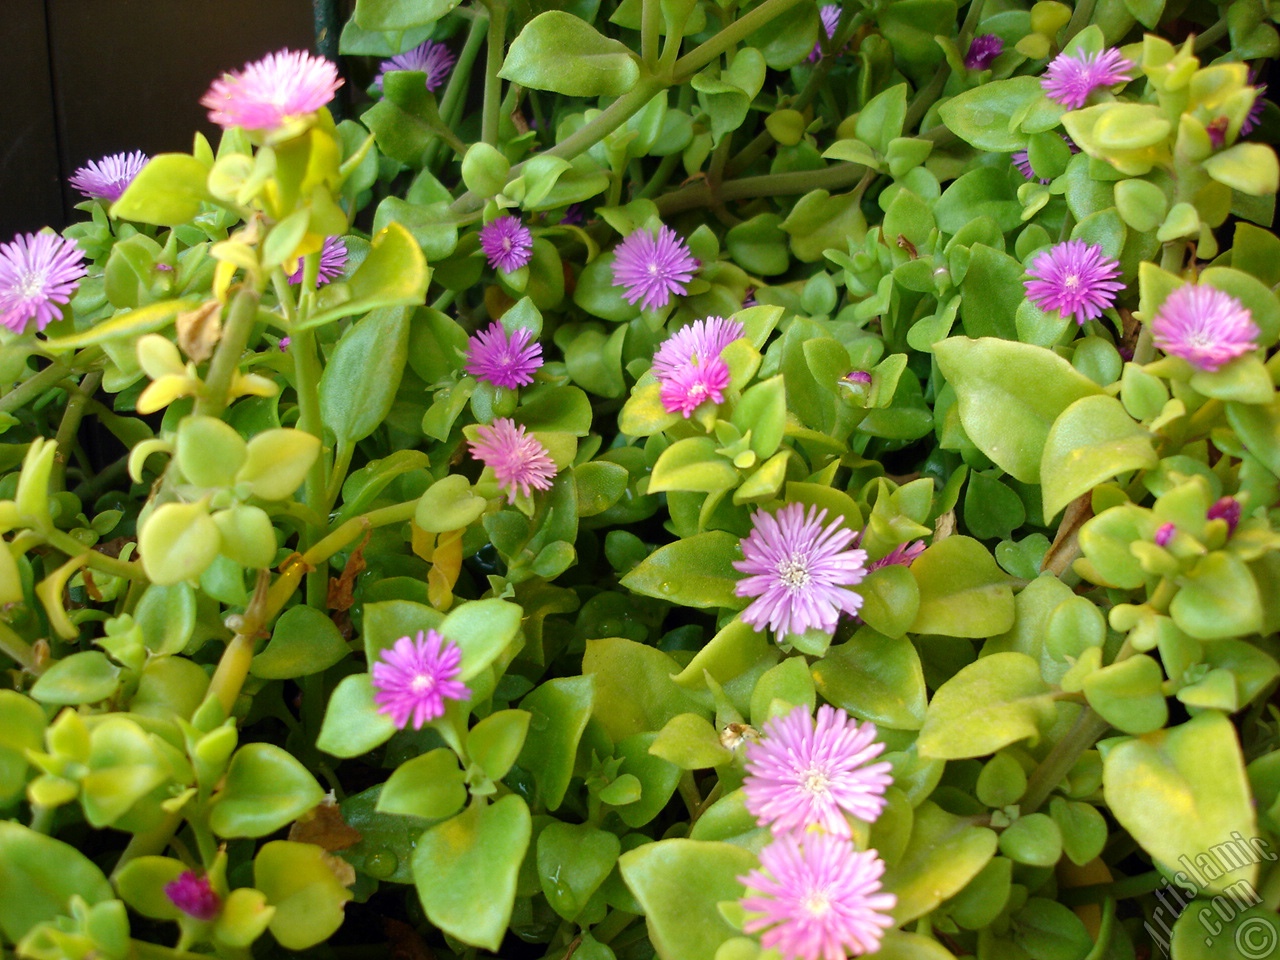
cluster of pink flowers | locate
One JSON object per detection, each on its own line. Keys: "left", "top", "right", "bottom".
{"left": 652, "top": 315, "right": 745, "bottom": 417}
{"left": 738, "top": 705, "right": 897, "bottom": 960}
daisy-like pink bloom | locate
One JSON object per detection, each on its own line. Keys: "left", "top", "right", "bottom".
{"left": 1154, "top": 522, "right": 1176, "bottom": 547}
{"left": 611, "top": 225, "right": 700, "bottom": 311}
{"left": 1023, "top": 240, "right": 1124, "bottom": 324}
{"left": 1150, "top": 284, "right": 1259, "bottom": 372}
{"left": 164, "top": 872, "right": 221, "bottom": 921}
{"left": 287, "top": 236, "right": 348, "bottom": 285}
{"left": 1207, "top": 496, "right": 1242, "bottom": 535}
{"left": 1040, "top": 48, "right": 1133, "bottom": 110}
{"left": 739, "top": 832, "right": 897, "bottom": 960}
{"left": 0, "top": 232, "right": 87, "bottom": 334}
{"left": 69, "top": 150, "right": 148, "bottom": 203}
{"left": 479, "top": 215, "right": 534, "bottom": 273}
{"left": 807, "top": 5, "right": 843, "bottom": 63}
{"left": 1242, "top": 85, "right": 1267, "bottom": 136}
{"left": 465, "top": 321, "right": 543, "bottom": 389}
{"left": 868, "top": 540, "right": 926, "bottom": 570}
{"left": 469, "top": 417, "right": 557, "bottom": 501}
{"left": 371, "top": 630, "right": 470, "bottom": 729}
{"left": 201, "top": 49, "right": 343, "bottom": 131}
{"left": 375, "top": 40, "right": 456, "bottom": 93}
{"left": 744, "top": 704, "right": 893, "bottom": 835}
{"left": 652, "top": 315, "right": 744, "bottom": 416}
{"left": 964, "top": 34, "right": 1003, "bottom": 70}
{"left": 733, "top": 503, "right": 869, "bottom": 638}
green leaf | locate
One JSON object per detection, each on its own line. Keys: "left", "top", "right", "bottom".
{"left": 500, "top": 12, "right": 641, "bottom": 97}
{"left": 413, "top": 796, "right": 531, "bottom": 951}
{"left": 881, "top": 801, "right": 998, "bottom": 923}
{"left": 441, "top": 598, "right": 523, "bottom": 680}
{"left": 538, "top": 822, "right": 621, "bottom": 921}
{"left": 909, "top": 536, "right": 1015, "bottom": 638}
{"left": 649, "top": 713, "right": 733, "bottom": 769}
{"left": 0, "top": 821, "right": 114, "bottom": 942}
{"left": 0, "top": 692, "right": 44, "bottom": 806}
{"left": 41, "top": 298, "right": 198, "bottom": 353}
{"left": 583, "top": 637, "right": 705, "bottom": 740}
{"left": 111, "top": 154, "right": 212, "bottom": 226}
{"left": 812, "top": 629, "right": 927, "bottom": 730}
{"left": 648, "top": 438, "right": 738, "bottom": 494}
{"left": 621, "top": 531, "right": 744, "bottom": 609}
{"left": 378, "top": 748, "right": 467, "bottom": 819}
{"left": 1204, "top": 143, "right": 1280, "bottom": 196}
{"left": 918, "top": 653, "right": 1055, "bottom": 759}
{"left": 1040, "top": 394, "right": 1158, "bottom": 521}
{"left": 938, "top": 77, "right": 1047, "bottom": 151}
{"left": 255, "top": 841, "right": 353, "bottom": 950}
{"left": 252, "top": 604, "right": 351, "bottom": 679}
{"left": 467, "top": 709, "right": 531, "bottom": 782}
{"left": 354, "top": 0, "right": 461, "bottom": 29}
{"left": 1082, "top": 654, "right": 1168, "bottom": 734}
{"left": 1104, "top": 712, "right": 1257, "bottom": 895}
{"left": 209, "top": 743, "right": 325, "bottom": 838}
{"left": 1169, "top": 552, "right": 1263, "bottom": 640}
{"left": 304, "top": 222, "right": 429, "bottom": 329}
{"left": 618, "top": 839, "right": 758, "bottom": 960}
{"left": 316, "top": 674, "right": 398, "bottom": 758}
{"left": 30, "top": 651, "right": 120, "bottom": 706}
{"left": 935, "top": 337, "right": 1104, "bottom": 483}
{"left": 319, "top": 306, "right": 410, "bottom": 443}
{"left": 517, "top": 675, "right": 595, "bottom": 811}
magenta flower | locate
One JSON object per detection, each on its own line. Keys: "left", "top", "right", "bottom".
{"left": 1013, "top": 135, "right": 1079, "bottom": 184}
{"left": 376, "top": 40, "right": 456, "bottom": 93}
{"left": 869, "top": 540, "right": 926, "bottom": 570}
{"left": 1207, "top": 496, "right": 1242, "bottom": 535}
{"left": 69, "top": 150, "right": 148, "bottom": 203}
{"left": 1040, "top": 48, "right": 1133, "bottom": 110}
{"left": 1242, "top": 85, "right": 1267, "bottom": 136}
{"left": 611, "top": 225, "right": 700, "bottom": 311}
{"left": 733, "top": 503, "right": 869, "bottom": 638}
{"left": 278, "top": 336, "right": 292, "bottom": 351}
{"left": 164, "top": 872, "right": 221, "bottom": 921}
{"left": 739, "top": 833, "right": 897, "bottom": 960}
{"left": 1154, "top": 522, "right": 1176, "bottom": 547}
{"left": 653, "top": 316, "right": 744, "bottom": 416}
{"left": 287, "top": 236, "right": 348, "bottom": 286}
{"left": 465, "top": 321, "right": 543, "bottom": 389}
{"left": 1023, "top": 240, "right": 1124, "bottom": 324}
{"left": 469, "top": 417, "right": 557, "bottom": 502}
{"left": 480, "top": 215, "right": 534, "bottom": 273}
{"left": 372, "top": 630, "right": 469, "bottom": 729}
{"left": 964, "top": 34, "right": 1004, "bottom": 70}
{"left": 0, "top": 232, "right": 87, "bottom": 334}
{"left": 845, "top": 371, "right": 872, "bottom": 386}
{"left": 559, "top": 204, "right": 585, "bottom": 226}
{"left": 1150, "top": 284, "right": 1259, "bottom": 372}
{"left": 744, "top": 704, "right": 893, "bottom": 836}
{"left": 201, "top": 49, "right": 343, "bottom": 131}
{"left": 807, "top": 5, "right": 843, "bottom": 63}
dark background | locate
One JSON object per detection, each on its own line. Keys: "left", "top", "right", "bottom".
{"left": 1, "top": 0, "right": 344, "bottom": 237}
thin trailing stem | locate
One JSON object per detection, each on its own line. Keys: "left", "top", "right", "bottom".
{"left": 193, "top": 287, "right": 260, "bottom": 418}
{"left": 50, "top": 370, "right": 101, "bottom": 491}
{"left": 1021, "top": 708, "right": 1111, "bottom": 814}
{"left": 641, "top": 0, "right": 661, "bottom": 67}
{"left": 480, "top": 0, "right": 509, "bottom": 144}
{"left": 673, "top": 0, "right": 807, "bottom": 79}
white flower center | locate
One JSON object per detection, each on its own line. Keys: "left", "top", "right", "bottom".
{"left": 18, "top": 270, "right": 45, "bottom": 298}
{"left": 801, "top": 765, "right": 830, "bottom": 795}
{"left": 411, "top": 673, "right": 437, "bottom": 693}
{"left": 1063, "top": 273, "right": 1080, "bottom": 289}
{"left": 648, "top": 263, "right": 661, "bottom": 276}
{"left": 502, "top": 237, "right": 513, "bottom": 252}
{"left": 801, "top": 891, "right": 832, "bottom": 918}
{"left": 777, "top": 554, "right": 811, "bottom": 589}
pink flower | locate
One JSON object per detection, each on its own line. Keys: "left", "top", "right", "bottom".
{"left": 964, "top": 34, "right": 1003, "bottom": 70}
{"left": 869, "top": 540, "right": 926, "bottom": 570}
{"left": 652, "top": 315, "right": 745, "bottom": 416}
{"left": 1013, "top": 134, "right": 1079, "bottom": 184}
{"left": 1023, "top": 240, "right": 1124, "bottom": 324}
{"left": 744, "top": 704, "right": 893, "bottom": 836}
{"left": 0, "top": 232, "right": 87, "bottom": 334}
{"left": 807, "top": 5, "right": 844, "bottom": 63}
{"left": 376, "top": 40, "right": 455, "bottom": 93}
{"left": 733, "top": 503, "right": 869, "bottom": 638}
{"left": 287, "top": 236, "right": 348, "bottom": 286}
{"left": 164, "top": 872, "right": 221, "bottom": 921}
{"left": 1242, "top": 85, "right": 1267, "bottom": 136}
{"left": 611, "top": 225, "right": 699, "bottom": 311}
{"left": 1040, "top": 48, "right": 1133, "bottom": 110}
{"left": 1150, "top": 284, "right": 1259, "bottom": 372}
{"left": 739, "top": 833, "right": 897, "bottom": 960}
{"left": 469, "top": 417, "right": 557, "bottom": 502}
{"left": 479, "top": 215, "right": 534, "bottom": 273}
{"left": 201, "top": 49, "right": 343, "bottom": 130}
{"left": 1154, "top": 522, "right": 1176, "bottom": 547}
{"left": 1207, "top": 496, "right": 1242, "bottom": 535}
{"left": 69, "top": 150, "right": 148, "bottom": 203}
{"left": 371, "top": 630, "right": 469, "bottom": 729}
{"left": 465, "top": 321, "right": 543, "bottom": 389}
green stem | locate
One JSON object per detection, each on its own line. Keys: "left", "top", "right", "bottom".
{"left": 42, "top": 527, "right": 146, "bottom": 580}
{"left": 480, "top": 0, "right": 509, "bottom": 145}
{"left": 641, "top": 0, "right": 661, "bottom": 67}
{"left": 194, "top": 288, "right": 260, "bottom": 418}
{"left": 0, "top": 620, "right": 38, "bottom": 672}
{"left": 635, "top": 152, "right": 684, "bottom": 199}
{"left": 677, "top": 771, "right": 702, "bottom": 818}
{"left": 1021, "top": 708, "right": 1111, "bottom": 814}
{"left": 656, "top": 160, "right": 868, "bottom": 215}
{"left": 1062, "top": 0, "right": 1098, "bottom": 44}
{"left": 308, "top": 500, "right": 420, "bottom": 565}
{"left": 426, "top": 16, "right": 489, "bottom": 169}
{"left": 326, "top": 439, "right": 354, "bottom": 509}
{"left": 0, "top": 357, "right": 77, "bottom": 416}
{"left": 673, "top": 0, "right": 807, "bottom": 79}
{"left": 111, "top": 810, "right": 184, "bottom": 879}
{"left": 50, "top": 371, "right": 102, "bottom": 491}
{"left": 1193, "top": 17, "right": 1230, "bottom": 52}
{"left": 592, "top": 910, "right": 638, "bottom": 945}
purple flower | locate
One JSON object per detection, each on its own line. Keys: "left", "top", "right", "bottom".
{"left": 1023, "top": 240, "right": 1124, "bottom": 324}
{"left": 287, "top": 236, "right": 348, "bottom": 286}
{"left": 1012, "top": 135, "right": 1079, "bottom": 184}
{"left": 845, "top": 371, "right": 872, "bottom": 385}
{"left": 469, "top": 417, "right": 557, "bottom": 502}
{"left": 1154, "top": 522, "right": 1176, "bottom": 547}
{"left": 964, "top": 34, "right": 1004, "bottom": 70}
{"left": 278, "top": 337, "right": 292, "bottom": 352}
{"left": 611, "top": 225, "right": 700, "bottom": 311}
{"left": 739, "top": 833, "right": 897, "bottom": 960}
{"left": 0, "top": 232, "right": 87, "bottom": 334}
{"left": 201, "top": 49, "right": 342, "bottom": 131}
{"left": 807, "top": 5, "right": 844, "bottom": 63}
{"left": 68, "top": 150, "right": 148, "bottom": 203}
{"left": 869, "top": 540, "right": 926, "bottom": 570}
{"left": 479, "top": 215, "right": 534, "bottom": 273}
{"left": 653, "top": 315, "right": 744, "bottom": 416}
{"left": 371, "top": 630, "right": 469, "bottom": 729}
{"left": 1207, "top": 497, "right": 1242, "bottom": 536}
{"left": 744, "top": 704, "right": 893, "bottom": 836}
{"left": 1150, "top": 284, "right": 1259, "bottom": 372}
{"left": 1040, "top": 48, "right": 1133, "bottom": 110}
{"left": 376, "top": 40, "right": 455, "bottom": 93}
{"left": 1242, "top": 85, "right": 1267, "bottom": 136}
{"left": 733, "top": 503, "right": 869, "bottom": 638}
{"left": 164, "top": 872, "right": 221, "bottom": 921}
{"left": 560, "top": 204, "right": 585, "bottom": 226}
{"left": 465, "top": 321, "right": 543, "bottom": 389}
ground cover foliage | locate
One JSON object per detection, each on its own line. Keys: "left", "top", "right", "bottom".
{"left": 1, "top": 0, "right": 1280, "bottom": 958}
